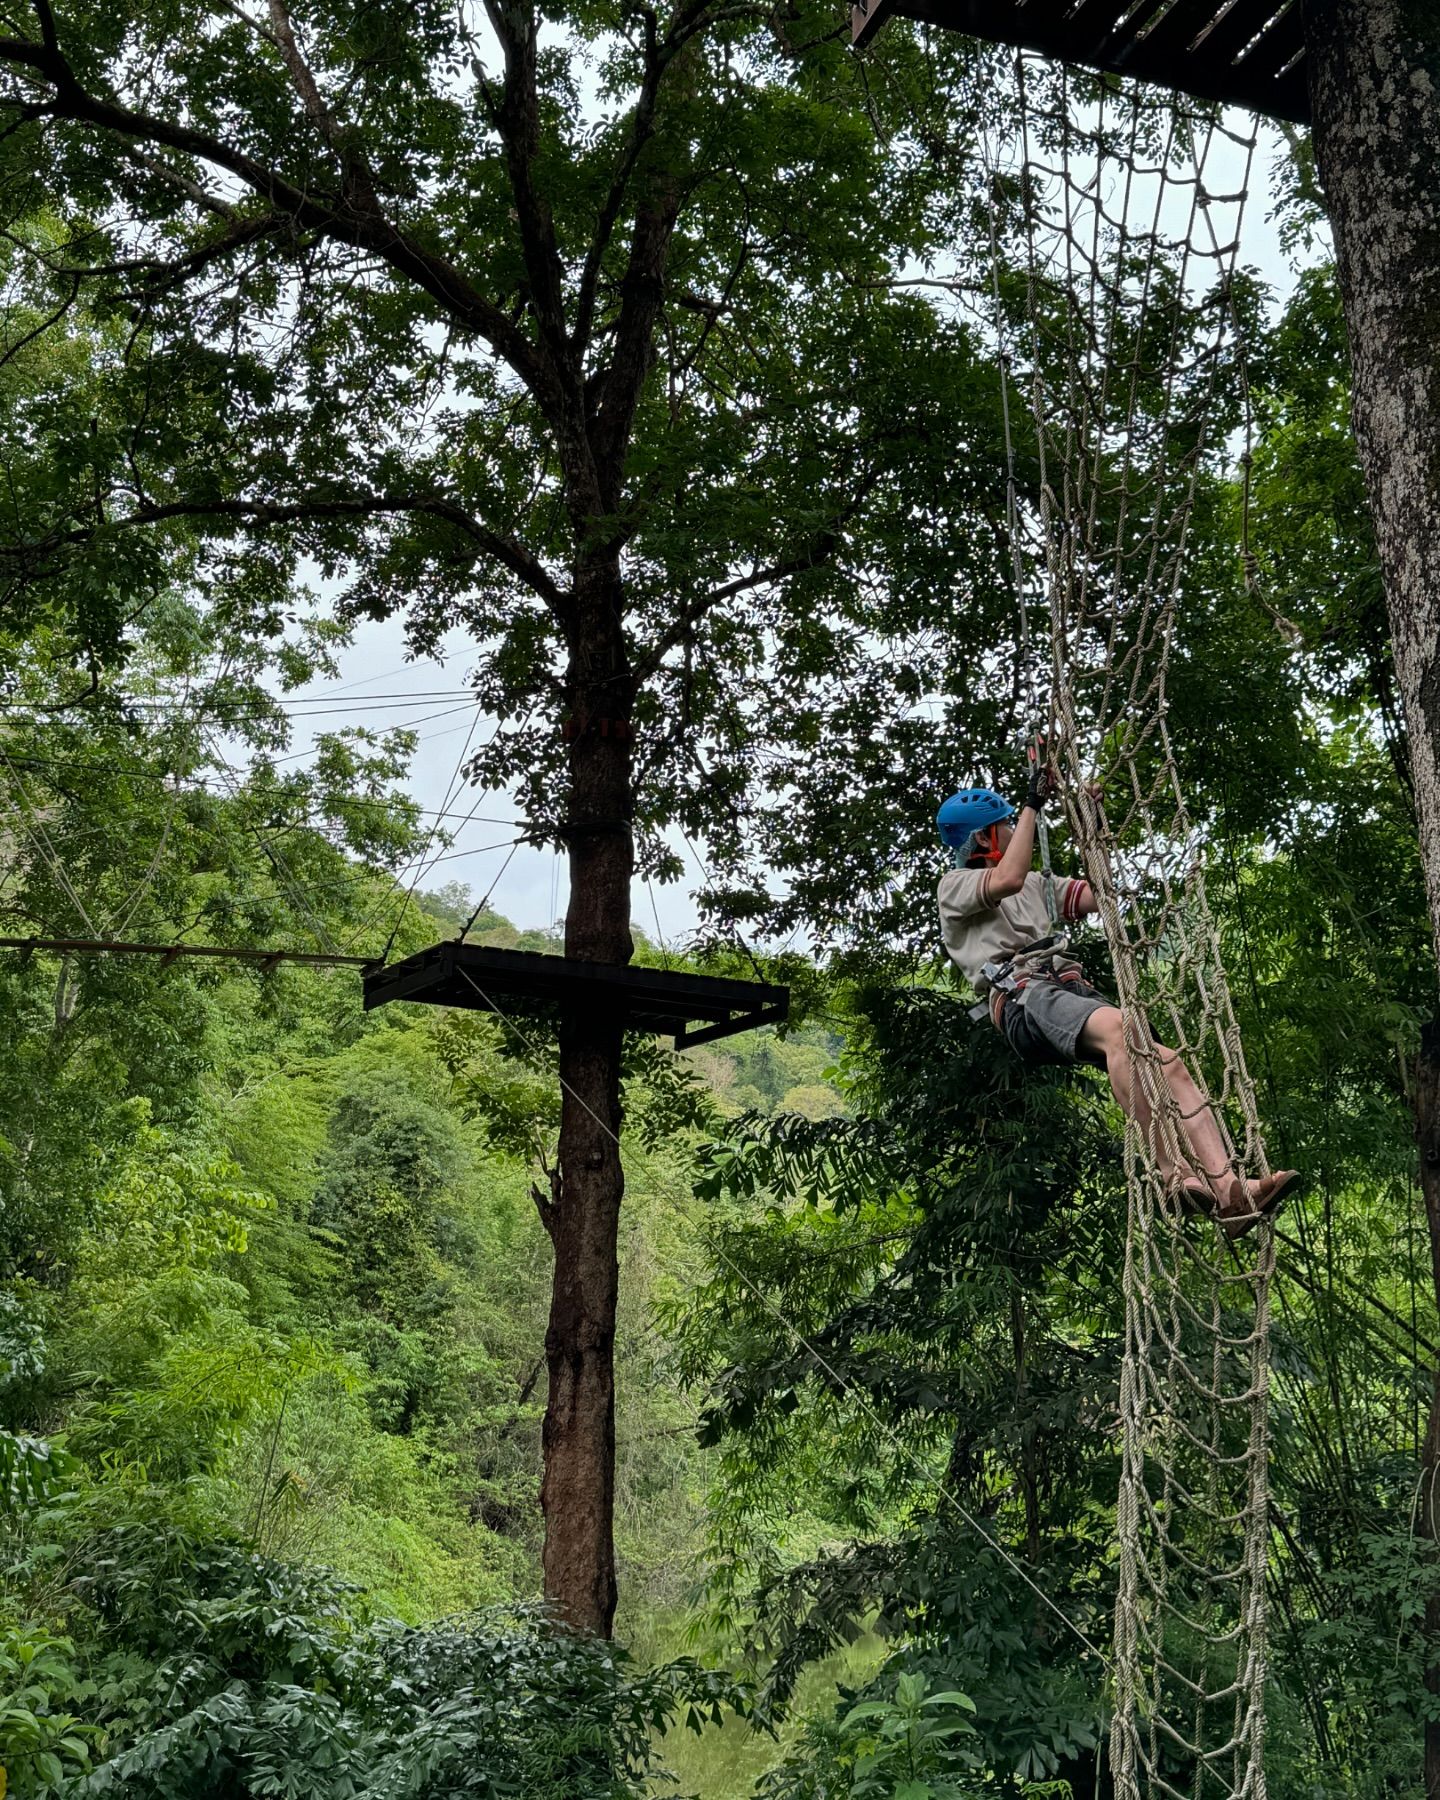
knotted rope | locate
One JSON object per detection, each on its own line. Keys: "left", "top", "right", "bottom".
{"left": 990, "top": 55, "right": 1274, "bottom": 1799}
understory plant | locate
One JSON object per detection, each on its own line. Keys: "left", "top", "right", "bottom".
{"left": 7, "top": 1519, "right": 746, "bottom": 1799}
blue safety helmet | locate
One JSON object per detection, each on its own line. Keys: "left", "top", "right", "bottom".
{"left": 936, "top": 786, "right": 1014, "bottom": 849}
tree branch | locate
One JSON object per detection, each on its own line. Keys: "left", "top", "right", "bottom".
{"left": 42, "top": 213, "right": 286, "bottom": 297}
{"left": 673, "top": 222, "right": 751, "bottom": 383}
{"left": 265, "top": 0, "right": 382, "bottom": 213}
{"left": 587, "top": 0, "right": 728, "bottom": 494}
{"left": 115, "top": 143, "right": 239, "bottom": 219}
{"left": 31, "top": 0, "right": 60, "bottom": 58}
{"left": 0, "top": 32, "right": 556, "bottom": 410}
{"left": 571, "top": 2, "right": 667, "bottom": 356}
{"left": 0, "top": 493, "right": 571, "bottom": 615}
{"left": 0, "top": 273, "right": 80, "bottom": 373}
{"left": 635, "top": 539, "right": 842, "bottom": 676}
{"left": 634, "top": 440, "right": 888, "bottom": 675}
{"left": 482, "top": 0, "right": 590, "bottom": 491}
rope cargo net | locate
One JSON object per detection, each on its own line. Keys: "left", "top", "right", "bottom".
{"left": 989, "top": 57, "right": 1273, "bottom": 1800}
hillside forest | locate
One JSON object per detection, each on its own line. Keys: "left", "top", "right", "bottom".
{"left": 2, "top": 0, "right": 1440, "bottom": 1797}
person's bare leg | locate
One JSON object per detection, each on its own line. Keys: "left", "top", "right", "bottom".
{"left": 1078, "top": 1008, "right": 1273, "bottom": 1208}
{"left": 1155, "top": 1044, "right": 1231, "bottom": 1193}
{"left": 1153, "top": 1042, "right": 1299, "bottom": 1215}
{"left": 1079, "top": 1009, "right": 1191, "bottom": 1187}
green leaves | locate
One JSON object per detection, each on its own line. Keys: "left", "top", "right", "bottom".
{"left": 0, "top": 0, "right": 1033, "bottom": 958}
{"left": 675, "top": 983, "right": 1117, "bottom": 1782}
{"left": 0, "top": 1625, "right": 98, "bottom": 1798}
{"left": 839, "top": 1671, "right": 979, "bottom": 1800}
{"left": 6, "top": 1521, "right": 748, "bottom": 1800}
{"left": 0, "top": 1433, "right": 78, "bottom": 1514}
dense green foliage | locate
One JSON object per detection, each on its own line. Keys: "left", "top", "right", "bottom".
{"left": 1, "top": 0, "right": 1439, "bottom": 1791}
{"left": 2, "top": 288, "right": 1439, "bottom": 1792}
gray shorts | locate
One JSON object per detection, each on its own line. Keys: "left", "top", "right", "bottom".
{"left": 995, "top": 972, "right": 1114, "bottom": 1067}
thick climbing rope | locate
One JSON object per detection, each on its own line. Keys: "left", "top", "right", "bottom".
{"left": 985, "top": 54, "right": 1274, "bottom": 1799}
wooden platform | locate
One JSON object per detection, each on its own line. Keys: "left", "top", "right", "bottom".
{"left": 850, "top": 0, "right": 1310, "bottom": 125}
{"left": 364, "top": 941, "right": 790, "bottom": 1049}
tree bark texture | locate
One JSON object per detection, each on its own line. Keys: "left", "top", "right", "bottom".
{"left": 1305, "top": 0, "right": 1440, "bottom": 965}
{"left": 1306, "top": 10, "right": 1440, "bottom": 1784}
{"left": 1414, "top": 1022, "right": 1440, "bottom": 1798}
{"left": 540, "top": 561, "right": 638, "bottom": 1638}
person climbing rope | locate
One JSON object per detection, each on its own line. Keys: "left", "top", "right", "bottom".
{"left": 936, "top": 765, "right": 1300, "bottom": 1237}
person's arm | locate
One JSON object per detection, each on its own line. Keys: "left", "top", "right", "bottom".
{"left": 987, "top": 757, "right": 1064, "bottom": 901}
{"left": 983, "top": 803, "right": 1038, "bottom": 903}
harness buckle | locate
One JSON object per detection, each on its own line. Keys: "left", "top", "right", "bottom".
{"left": 967, "top": 932, "right": 1073, "bottom": 1026}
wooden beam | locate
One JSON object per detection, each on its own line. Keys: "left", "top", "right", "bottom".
{"left": 851, "top": 0, "right": 1312, "bottom": 124}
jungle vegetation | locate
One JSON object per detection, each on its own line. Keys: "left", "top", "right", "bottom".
{"left": 0, "top": 1, "right": 1438, "bottom": 1796}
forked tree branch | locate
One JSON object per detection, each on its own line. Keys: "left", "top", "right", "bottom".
{"left": 0, "top": 30, "right": 557, "bottom": 411}
{"left": 587, "top": 0, "right": 721, "bottom": 489}
{"left": 586, "top": 0, "right": 771, "bottom": 496}
{"left": 265, "top": 0, "right": 382, "bottom": 213}
{"left": 634, "top": 447, "right": 886, "bottom": 673}
{"left": 0, "top": 494, "right": 571, "bottom": 615}
{"left": 571, "top": 0, "right": 666, "bottom": 355}
{"left": 635, "top": 538, "right": 842, "bottom": 676}
{"left": 482, "top": 0, "right": 591, "bottom": 498}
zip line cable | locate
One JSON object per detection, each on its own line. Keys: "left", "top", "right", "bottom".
{"left": 0, "top": 661, "right": 534, "bottom": 968}
{"left": 0, "top": 935, "right": 377, "bottom": 969}
{"left": 363, "top": 701, "right": 539, "bottom": 960}
{"left": 102, "top": 790, "right": 177, "bottom": 939}
{"left": 99, "top": 671, "right": 204, "bottom": 940}
{"left": 373, "top": 703, "right": 484, "bottom": 962}
{"left": 0, "top": 836, "right": 526, "bottom": 975}
{"left": 201, "top": 727, "right": 341, "bottom": 957}
{"left": 0, "top": 754, "right": 517, "bottom": 828}
{"left": 215, "top": 836, "right": 527, "bottom": 921}
{"left": 456, "top": 839, "right": 525, "bottom": 942}
{"left": 263, "top": 709, "right": 480, "bottom": 766}
{"left": 0, "top": 690, "right": 477, "bottom": 719}
{"left": 0, "top": 744, "right": 100, "bottom": 935}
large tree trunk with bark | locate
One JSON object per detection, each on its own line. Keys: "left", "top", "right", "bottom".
{"left": 1414, "top": 1023, "right": 1440, "bottom": 1798}
{"left": 1307, "top": 18, "right": 1440, "bottom": 1780}
{"left": 539, "top": 560, "right": 637, "bottom": 1638}
{"left": 1305, "top": 0, "right": 1440, "bottom": 962}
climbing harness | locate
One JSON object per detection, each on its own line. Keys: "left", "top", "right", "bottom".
{"left": 966, "top": 928, "right": 1071, "bottom": 1022}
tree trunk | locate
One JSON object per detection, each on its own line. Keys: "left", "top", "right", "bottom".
{"left": 1307, "top": 21, "right": 1440, "bottom": 1779}
{"left": 1304, "top": 0, "right": 1440, "bottom": 965}
{"left": 539, "top": 562, "right": 637, "bottom": 1638}
{"left": 1414, "top": 1022, "right": 1440, "bottom": 1797}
